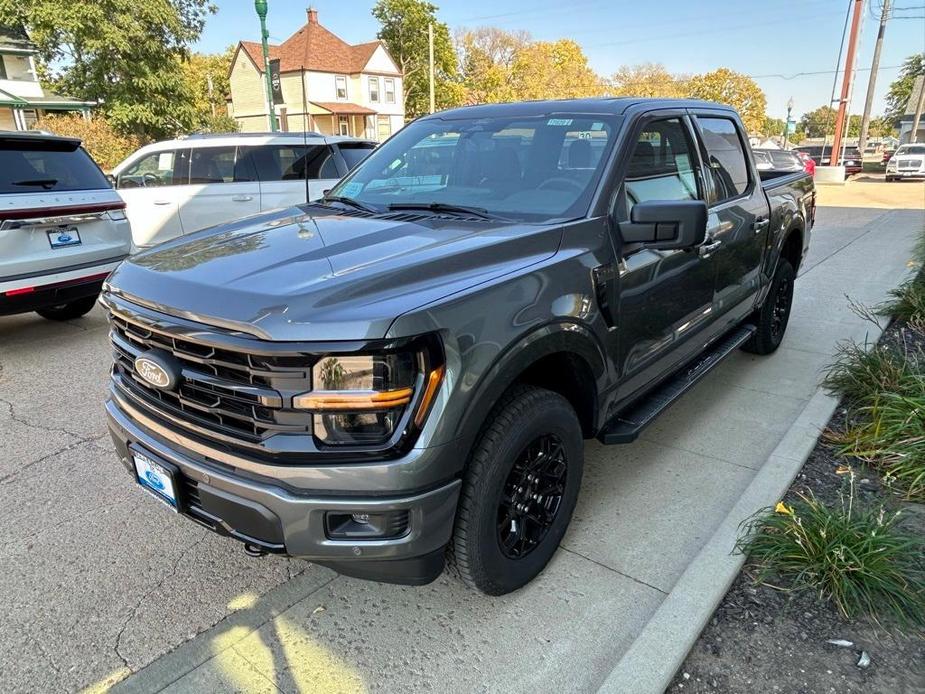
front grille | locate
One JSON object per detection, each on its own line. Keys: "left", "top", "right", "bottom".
{"left": 898, "top": 159, "right": 923, "bottom": 170}
{"left": 109, "top": 309, "right": 315, "bottom": 444}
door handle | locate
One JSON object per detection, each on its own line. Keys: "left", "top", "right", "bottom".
{"left": 699, "top": 239, "right": 722, "bottom": 258}
{"left": 153, "top": 200, "right": 172, "bottom": 206}
{"left": 232, "top": 195, "right": 253, "bottom": 202}
{"left": 752, "top": 218, "right": 770, "bottom": 233}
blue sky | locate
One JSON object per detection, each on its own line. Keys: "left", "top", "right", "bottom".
{"left": 196, "top": 0, "right": 925, "bottom": 120}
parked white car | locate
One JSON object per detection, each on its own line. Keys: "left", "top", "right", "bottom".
{"left": 885, "top": 143, "right": 925, "bottom": 182}
{"left": 112, "top": 132, "right": 377, "bottom": 248}
{"left": 1, "top": 130, "right": 132, "bottom": 320}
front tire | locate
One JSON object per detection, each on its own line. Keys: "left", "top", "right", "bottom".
{"left": 742, "top": 257, "right": 795, "bottom": 355}
{"left": 36, "top": 295, "right": 98, "bottom": 321}
{"left": 450, "top": 386, "right": 584, "bottom": 595}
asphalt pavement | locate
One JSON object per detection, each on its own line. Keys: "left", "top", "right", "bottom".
{"left": 1, "top": 182, "right": 922, "bottom": 694}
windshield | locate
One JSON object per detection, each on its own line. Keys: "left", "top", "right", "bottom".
{"left": 328, "top": 113, "right": 621, "bottom": 222}
{"left": 897, "top": 145, "right": 925, "bottom": 156}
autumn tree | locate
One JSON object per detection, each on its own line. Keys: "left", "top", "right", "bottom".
{"left": 35, "top": 112, "right": 142, "bottom": 170}
{"left": 181, "top": 48, "right": 238, "bottom": 132}
{"left": 509, "top": 39, "right": 603, "bottom": 101}
{"left": 608, "top": 63, "right": 686, "bottom": 98}
{"left": 4, "top": 0, "right": 215, "bottom": 139}
{"left": 457, "top": 27, "right": 529, "bottom": 104}
{"left": 885, "top": 53, "right": 925, "bottom": 122}
{"left": 373, "top": 0, "right": 463, "bottom": 118}
{"left": 686, "top": 68, "right": 766, "bottom": 133}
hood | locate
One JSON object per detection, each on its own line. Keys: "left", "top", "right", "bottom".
{"left": 107, "top": 205, "right": 562, "bottom": 341}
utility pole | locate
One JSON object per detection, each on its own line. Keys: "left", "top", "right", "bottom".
{"left": 830, "top": 0, "right": 864, "bottom": 164}
{"left": 428, "top": 23, "right": 435, "bottom": 114}
{"left": 254, "top": 0, "right": 277, "bottom": 132}
{"left": 911, "top": 77, "right": 925, "bottom": 143}
{"left": 858, "top": 0, "right": 890, "bottom": 153}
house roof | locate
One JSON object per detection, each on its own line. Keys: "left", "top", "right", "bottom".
{"left": 238, "top": 10, "right": 399, "bottom": 75}
{"left": 310, "top": 101, "right": 377, "bottom": 115}
{"left": 0, "top": 21, "right": 37, "bottom": 52}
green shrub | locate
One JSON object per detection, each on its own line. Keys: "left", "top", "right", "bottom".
{"left": 880, "top": 277, "right": 925, "bottom": 328}
{"left": 34, "top": 113, "right": 143, "bottom": 171}
{"left": 738, "top": 479, "right": 925, "bottom": 627}
{"left": 821, "top": 340, "right": 924, "bottom": 405}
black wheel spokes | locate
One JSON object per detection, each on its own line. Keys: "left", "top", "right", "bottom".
{"left": 497, "top": 434, "right": 568, "bottom": 559}
{"left": 771, "top": 277, "right": 791, "bottom": 339}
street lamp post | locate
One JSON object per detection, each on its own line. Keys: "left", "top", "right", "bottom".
{"left": 254, "top": 0, "right": 277, "bottom": 132}
{"left": 782, "top": 97, "right": 794, "bottom": 149}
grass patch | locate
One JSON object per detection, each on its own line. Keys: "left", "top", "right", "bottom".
{"left": 738, "top": 478, "right": 925, "bottom": 628}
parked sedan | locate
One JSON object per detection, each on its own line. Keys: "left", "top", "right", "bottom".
{"left": 112, "top": 132, "right": 376, "bottom": 249}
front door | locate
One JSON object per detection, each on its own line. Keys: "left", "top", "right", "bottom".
{"left": 247, "top": 144, "right": 340, "bottom": 209}
{"left": 692, "top": 114, "right": 768, "bottom": 328}
{"left": 116, "top": 149, "right": 188, "bottom": 247}
{"left": 178, "top": 146, "right": 261, "bottom": 234}
{"left": 612, "top": 114, "right": 716, "bottom": 397}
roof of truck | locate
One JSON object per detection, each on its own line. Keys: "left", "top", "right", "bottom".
{"left": 422, "top": 98, "right": 737, "bottom": 120}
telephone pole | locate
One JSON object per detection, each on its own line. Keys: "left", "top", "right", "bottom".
{"left": 830, "top": 0, "right": 864, "bottom": 163}
{"left": 428, "top": 23, "right": 435, "bottom": 114}
{"left": 858, "top": 0, "right": 891, "bottom": 153}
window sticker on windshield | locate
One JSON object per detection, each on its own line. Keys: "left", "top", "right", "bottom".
{"left": 341, "top": 181, "right": 363, "bottom": 197}
{"left": 591, "top": 122, "right": 604, "bottom": 131}
{"left": 547, "top": 118, "right": 573, "bottom": 126}
{"left": 157, "top": 152, "right": 174, "bottom": 170}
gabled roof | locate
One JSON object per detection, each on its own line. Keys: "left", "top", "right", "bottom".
{"left": 237, "top": 10, "right": 399, "bottom": 76}
{"left": 0, "top": 22, "right": 37, "bottom": 52}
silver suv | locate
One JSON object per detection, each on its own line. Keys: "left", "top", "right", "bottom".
{"left": 0, "top": 131, "right": 132, "bottom": 320}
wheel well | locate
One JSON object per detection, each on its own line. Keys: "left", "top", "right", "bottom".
{"left": 781, "top": 227, "right": 803, "bottom": 273}
{"left": 513, "top": 352, "right": 597, "bottom": 438}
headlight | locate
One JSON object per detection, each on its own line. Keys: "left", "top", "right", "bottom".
{"left": 293, "top": 340, "right": 444, "bottom": 446}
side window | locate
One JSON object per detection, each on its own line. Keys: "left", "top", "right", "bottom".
{"left": 233, "top": 147, "right": 258, "bottom": 182}
{"left": 117, "top": 150, "right": 185, "bottom": 188}
{"left": 189, "top": 146, "right": 236, "bottom": 184}
{"left": 368, "top": 76, "right": 379, "bottom": 103}
{"left": 338, "top": 143, "right": 376, "bottom": 170}
{"left": 384, "top": 78, "right": 395, "bottom": 104}
{"left": 696, "top": 117, "right": 749, "bottom": 203}
{"left": 623, "top": 117, "right": 699, "bottom": 215}
{"left": 253, "top": 145, "right": 337, "bottom": 181}
{"left": 335, "top": 75, "right": 347, "bottom": 100}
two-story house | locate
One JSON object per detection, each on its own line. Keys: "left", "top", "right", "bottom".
{"left": 228, "top": 8, "right": 404, "bottom": 141}
{"left": 0, "top": 23, "right": 95, "bottom": 131}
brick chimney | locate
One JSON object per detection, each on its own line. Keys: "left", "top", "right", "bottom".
{"left": 306, "top": 7, "right": 318, "bottom": 24}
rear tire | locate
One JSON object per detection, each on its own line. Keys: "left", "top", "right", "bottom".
{"left": 742, "top": 257, "right": 795, "bottom": 355}
{"left": 450, "top": 385, "right": 584, "bottom": 595}
{"left": 36, "top": 295, "right": 98, "bottom": 321}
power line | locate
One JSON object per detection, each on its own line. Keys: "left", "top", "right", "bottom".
{"left": 747, "top": 64, "right": 903, "bottom": 80}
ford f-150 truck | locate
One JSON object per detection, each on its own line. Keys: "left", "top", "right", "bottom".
{"left": 102, "top": 99, "right": 815, "bottom": 595}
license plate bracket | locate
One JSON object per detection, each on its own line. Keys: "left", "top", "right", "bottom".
{"left": 131, "top": 446, "right": 181, "bottom": 512}
{"left": 47, "top": 226, "right": 82, "bottom": 249}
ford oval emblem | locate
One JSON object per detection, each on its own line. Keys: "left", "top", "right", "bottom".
{"left": 134, "top": 351, "right": 179, "bottom": 390}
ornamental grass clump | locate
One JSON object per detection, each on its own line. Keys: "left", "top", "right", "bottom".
{"left": 737, "top": 474, "right": 925, "bottom": 628}
{"left": 821, "top": 339, "right": 924, "bottom": 406}
{"left": 879, "top": 276, "right": 925, "bottom": 329}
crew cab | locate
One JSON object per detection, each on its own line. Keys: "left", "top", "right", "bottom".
{"left": 1, "top": 131, "right": 132, "bottom": 320}
{"left": 102, "top": 99, "right": 814, "bottom": 595}
{"left": 112, "top": 132, "right": 376, "bottom": 249}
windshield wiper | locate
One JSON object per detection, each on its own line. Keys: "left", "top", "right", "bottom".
{"left": 321, "top": 195, "right": 378, "bottom": 214}
{"left": 12, "top": 178, "right": 58, "bottom": 189}
{"left": 387, "top": 202, "right": 501, "bottom": 220}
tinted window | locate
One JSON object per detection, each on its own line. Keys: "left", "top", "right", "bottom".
{"left": 0, "top": 139, "right": 110, "bottom": 193}
{"left": 117, "top": 149, "right": 189, "bottom": 188}
{"left": 251, "top": 145, "right": 336, "bottom": 181}
{"left": 189, "top": 146, "right": 236, "bottom": 184}
{"left": 330, "top": 114, "right": 620, "bottom": 222}
{"left": 623, "top": 118, "right": 699, "bottom": 214}
{"left": 697, "top": 117, "right": 749, "bottom": 202}
{"left": 339, "top": 143, "right": 376, "bottom": 170}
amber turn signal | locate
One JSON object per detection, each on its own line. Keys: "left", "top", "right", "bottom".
{"left": 293, "top": 388, "right": 413, "bottom": 411}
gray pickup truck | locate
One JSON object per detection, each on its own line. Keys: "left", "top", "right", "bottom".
{"left": 102, "top": 98, "right": 814, "bottom": 595}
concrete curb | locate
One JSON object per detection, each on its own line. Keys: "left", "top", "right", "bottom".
{"left": 597, "top": 385, "right": 844, "bottom": 694}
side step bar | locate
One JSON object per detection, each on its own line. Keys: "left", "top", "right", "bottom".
{"left": 597, "top": 324, "right": 756, "bottom": 445}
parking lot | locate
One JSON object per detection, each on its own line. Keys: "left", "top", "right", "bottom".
{"left": 2, "top": 180, "right": 923, "bottom": 693}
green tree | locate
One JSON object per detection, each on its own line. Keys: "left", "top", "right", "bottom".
{"left": 457, "top": 27, "right": 529, "bottom": 104}
{"left": 608, "top": 63, "right": 686, "bottom": 98}
{"left": 4, "top": 0, "right": 215, "bottom": 139}
{"left": 182, "top": 48, "right": 238, "bottom": 132}
{"left": 885, "top": 53, "right": 925, "bottom": 122}
{"left": 509, "top": 39, "right": 603, "bottom": 101}
{"left": 799, "top": 105, "right": 837, "bottom": 138}
{"left": 686, "top": 68, "right": 766, "bottom": 133}
{"left": 373, "top": 0, "right": 462, "bottom": 118}
{"left": 761, "top": 116, "right": 787, "bottom": 138}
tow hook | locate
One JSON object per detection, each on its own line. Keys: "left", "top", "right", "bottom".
{"left": 243, "top": 542, "right": 268, "bottom": 558}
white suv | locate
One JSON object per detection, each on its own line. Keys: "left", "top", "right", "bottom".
{"left": 112, "top": 133, "right": 377, "bottom": 248}
{"left": 885, "top": 143, "right": 925, "bottom": 182}
{"left": 0, "top": 131, "right": 132, "bottom": 321}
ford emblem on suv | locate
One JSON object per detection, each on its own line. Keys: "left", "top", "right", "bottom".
{"left": 134, "top": 351, "right": 179, "bottom": 390}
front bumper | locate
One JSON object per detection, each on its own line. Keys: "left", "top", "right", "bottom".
{"left": 106, "top": 396, "right": 462, "bottom": 585}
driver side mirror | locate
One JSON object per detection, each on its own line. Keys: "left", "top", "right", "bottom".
{"left": 618, "top": 200, "right": 707, "bottom": 251}
{"left": 106, "top": 173, "right": 117, "bottom": 188}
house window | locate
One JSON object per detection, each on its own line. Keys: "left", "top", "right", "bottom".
{"left": 384, "top": 78, "right": 395, "bottom": 104}
{"left": 368, "top": 76, "right": 379, "bottom": 103}
{"left": 0, "top": 57, "right": 6, "bottom": 80}
{"left": 377, "top": 115, "right": 391, "bottom": 142}
{"left": 335, "top": 75, "right": 347, "bottom": 100}
{"left": 339, "top": 115, "right": 350, "bottom": 136}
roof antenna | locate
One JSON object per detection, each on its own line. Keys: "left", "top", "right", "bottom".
{"left": 300, "top": 63, "right": 310, "bottom": 204}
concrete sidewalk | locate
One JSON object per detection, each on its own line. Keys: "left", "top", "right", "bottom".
{"left": 93, "top": 205, "right": 921, "bottom": 694}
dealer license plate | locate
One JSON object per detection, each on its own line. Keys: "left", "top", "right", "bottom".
{"left": 133, "top": 451, "right": 179, "bottom": 511}
{"left": 47, "top": 227, "right": 82, "bottom": 249}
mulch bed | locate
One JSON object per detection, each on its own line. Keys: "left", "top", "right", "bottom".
{"left": 667, "top": 315, "right": 925, "bottom": 694}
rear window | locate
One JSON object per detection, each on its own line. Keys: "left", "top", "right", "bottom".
{"left": 248, "top": 145, "right": 338, "bottom": 181}
{"left": 0, "top": 139, "right": 110, "bottom": 194}
{"left": 339, "top": 143, "right": 376, "bottom": 170}
{"left": 696, "top": 117, "right": 749, "bottom": 202}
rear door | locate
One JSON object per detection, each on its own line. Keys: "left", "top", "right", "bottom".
{"left": 250, "top": 144, "right": 340, "bottom": 210}
{"left": 1, "top": 137, "right": 132, "bottom": 285}
{"left": 177, "top": 146, "right": 261, "bottom": 233}
{"left": 116, "top": 148, "right": 189, "bottom": 247}
{"left": 691, "top": 112, "right": 769, "bottom": 327}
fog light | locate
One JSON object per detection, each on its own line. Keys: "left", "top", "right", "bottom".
{"left": 326, "top": 510, "right": 410, "bottom": 539}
